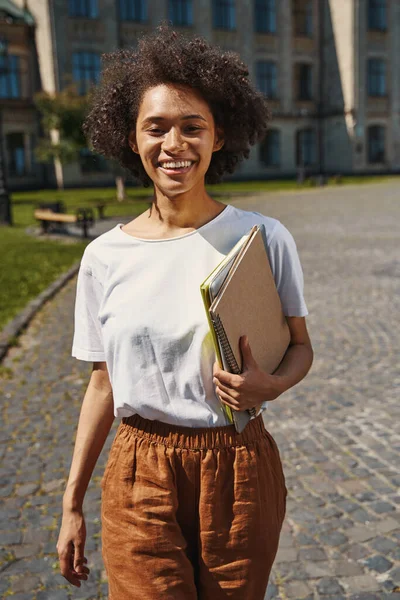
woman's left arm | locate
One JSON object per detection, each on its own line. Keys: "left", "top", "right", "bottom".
{"left": 213, "top": 316, "right": 314, "bottom": 413}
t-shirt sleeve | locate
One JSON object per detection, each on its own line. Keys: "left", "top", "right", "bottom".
{"left": 71, "top": 263, "right": 106, "bottom": 362}
{"left": 266, "top": 221, "right": 309, "bottom": 317}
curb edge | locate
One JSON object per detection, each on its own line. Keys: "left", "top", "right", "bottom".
{"left": 0, "top": 261, "right": 80, "bottom": 364}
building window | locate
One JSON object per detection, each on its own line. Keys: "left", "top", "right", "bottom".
{"left": 368, "top": 0, "right": 387, "bottom": 31}
{"left": 293, "top": 0, "right": 313, "bottom": 37}
{"left": 296, "top": 128, "right": 316, "bottom": 166}
{"left": 79, "top": 148, "right": 109, "bottom": 173}
{"left": 119, "top": 0, "right": 147, "bottom": 21}
{"left": 6, "top": 133, "right": 27, "bottom": 176}
{"left": 367, "top": 58, "right": 386, "bottom": 96}
{"left": 260, "top": 129, "right": 280, "bottom": 166}
{"left": 368, "top": 125, "right": 385, "bottom": 163}
{"left": 256, "top": 61, "right": 277, "bottom": 98}
{"left": 168, "top": 0, "right": 193, "bottom": 25}
{"left": 213, "top": 0, "right": 235, "bottom": 30}
{"left": 0, "top": 55, "right": 21, "bottom": 98}
{"left": 72, "top": 52, "right": 101, "bottom": 95}
{"left": 255, "top": 0, "right": 276, "bottom": 34}
{"left": 296, "top": 63, "right": 313, "bottom": 100}
{"left": 68, "top": 0, "right": 98, "bottom": 18}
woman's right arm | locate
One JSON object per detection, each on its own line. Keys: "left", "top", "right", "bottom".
{"left": 57, "top": 361, "right": 115, "bottom": 587}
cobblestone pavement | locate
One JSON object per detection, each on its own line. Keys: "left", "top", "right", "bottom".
{"left": 0, "top": 182, "right": 399, "bottom": 599}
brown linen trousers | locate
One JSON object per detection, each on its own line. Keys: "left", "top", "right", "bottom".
{"left": 101, "top": 413, "right": 287, "bottom": 600}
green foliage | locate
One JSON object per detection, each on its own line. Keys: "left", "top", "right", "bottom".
{"left": 33, "top": 84, "right": 90, "bottom": 165}
{"left": 34, "top": 138, "right": 82, "bottom": 164}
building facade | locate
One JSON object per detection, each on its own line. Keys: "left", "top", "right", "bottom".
{"left": 5, "top": 0, "right": 400, "bottom": 189}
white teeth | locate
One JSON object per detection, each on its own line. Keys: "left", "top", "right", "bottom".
{"left": 160, "top": 160, "right": 193, "bottom": 169}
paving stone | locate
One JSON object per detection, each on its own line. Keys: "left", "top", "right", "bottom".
{"left": 362, "top": 554, "right": 393, "bottom": 573}
{"left": 370, "top": 536, "right": 397, "bottom": 553}
{"left": 303, "top": 561, "right": 334, "bottom": 577}
{"left": 274, "top": 547, "right": 298, "bottom": 563}
{"left": 369, "top": 501, "right": 396, "bottom": 514}
{"left": 15, "top": 483, "right": 39, "bottom": 497}
{"left": 11, "top": 574, "right": 41, "bottom": 593}
{"left": 317, "top": 577, "right": 345, "bottom": 595}
{"left": 0, "top": 530, "right": 22, "bottom": 545}
{"left": 345, "top": 526, "right": 376, "bottom": 543}
{"left": 298, "top": 546, "right": 328, "bottom": 561}
{"left": 340, "top": 574, "right": 381, "bottom": 593}
{"left": 388, "top": 567, "right": 400, "bottom": 585}
{"left": 318, "top": 531, "right": 348, "bottom": 546}
{"left": 283, "top": 580, "right": 312, "bottom": 598}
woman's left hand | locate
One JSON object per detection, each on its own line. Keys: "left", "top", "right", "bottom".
{"left": 213, "top": 335, "right": 286, "bottom": 412}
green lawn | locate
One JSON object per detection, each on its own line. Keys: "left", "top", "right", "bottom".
{"left": 2, "top": 191, "right": 150, "bottom": 331}
{"left": 11, "top": 174, "right": 399, "bottom": 228}
{"left": 1, "top": 174, "right": 398, "bottom": 333}
{"left": 0, "top": 227, "right": 88, "bottom": 330}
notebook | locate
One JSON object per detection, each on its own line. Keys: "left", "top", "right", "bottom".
{"left": 200, "top": 224, "right": 291, "bottom": 433}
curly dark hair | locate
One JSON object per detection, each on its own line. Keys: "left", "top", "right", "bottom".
{"left": 83, "top": 24, "right": 270, "bottom": 186}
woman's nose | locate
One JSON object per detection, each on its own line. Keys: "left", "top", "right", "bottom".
{"left": 162, "top": 128, "right": 187, "bottom": 153}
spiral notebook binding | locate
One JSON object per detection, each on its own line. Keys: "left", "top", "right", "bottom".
{"left": 210, "top": 313, "right": 241, "bottom": 375}
{"left": 211, "top": 313, "right": 258, "bottom": 419}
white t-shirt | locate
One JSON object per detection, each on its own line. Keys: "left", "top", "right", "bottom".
{"left": 72, "top": 204, "right": 308, "bottom": 427}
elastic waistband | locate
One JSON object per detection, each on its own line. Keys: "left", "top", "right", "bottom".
{"left": 120, "top": 413, "right": 266, "bottom": 450}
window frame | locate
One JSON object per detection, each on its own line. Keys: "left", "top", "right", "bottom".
{"left": 368, "top": 0, "right": 387, "bottom": 31}
{"left": 367, "top": 125, "right": 385, "bottom": 163}
{"left": 212, "top": 0, "right": 236, "bottom": 30}
{"left": 259, "top": 129, "right": 281, "bottom": 167}
{"left": 6, "top": 132, "right": 27, "bottom": 177}
{"left": 68, "top": 0, "right": 99, "bottom": 19}
{"left": 118, "top": 0, "right": 147, "bottom": 22}
{"left": 168, "top": 0, "right": 193, "bottom": 26}
{"left": 367, "top": 57, "right": 387, "bottom": 97}
{"left": 256, "top": 60, "right": 278, "bottom": 99}
{"left": 0, "top": 54, "right": 21, "bottom": 99}
{"left": 254, "top": 0, "right": 276, "bottom": 34}
{"left": 296, "top": 128, "right": 317, "bottom": 167}
{"left": 297, "top": 62, "right": 313, "bottom": 101}
{"left": 72, "top": 51, "right": 101, "bottom": 95}
{"left": 293, "top": 0, "right": 313, "bottom": 37}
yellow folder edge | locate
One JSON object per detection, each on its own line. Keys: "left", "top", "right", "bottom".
{"left": 200, "top": 233, "right": 251, "bottom": 425}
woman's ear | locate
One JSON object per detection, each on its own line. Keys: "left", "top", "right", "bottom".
{"left": 128, "top": 130, "right": 139, "bottom": 154}
{"left": 213, "top": 127, "right": 225, "bottom": 153}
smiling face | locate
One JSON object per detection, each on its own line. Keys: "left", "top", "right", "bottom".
{"left": 128, "top": 84, "right": 224, "bottom": 197}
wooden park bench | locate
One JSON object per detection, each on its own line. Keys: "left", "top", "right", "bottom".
{"left": 34, "top": 207, "right": 95, "bottom": 238}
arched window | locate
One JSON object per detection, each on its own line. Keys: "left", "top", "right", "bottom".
{"left": 260, "top": 129, "right": 280, "bottom": 167}
{"left": 296, "top": 128, "right": 316, "bottom": 166}
{"left": 367, "top": 125, "right": 385, "bottom": 163}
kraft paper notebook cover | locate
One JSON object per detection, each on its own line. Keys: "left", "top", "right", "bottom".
{"left": 205, "top": 224, "right": 291, "bottom": 432}
{"left": 210, "top": 225, "right": 290, "bottom": 375}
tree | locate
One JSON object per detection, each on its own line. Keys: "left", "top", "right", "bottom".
{"left": 34, "top": 85, "right": 89, "bottom": 190}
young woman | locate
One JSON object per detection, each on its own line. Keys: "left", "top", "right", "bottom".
{"left": 57, "top": 25, "right": 313, "bottom": 600}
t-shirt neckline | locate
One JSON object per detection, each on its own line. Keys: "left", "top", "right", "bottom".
{"left": 115, "top": 204, "right": 232, "bottom": 243}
